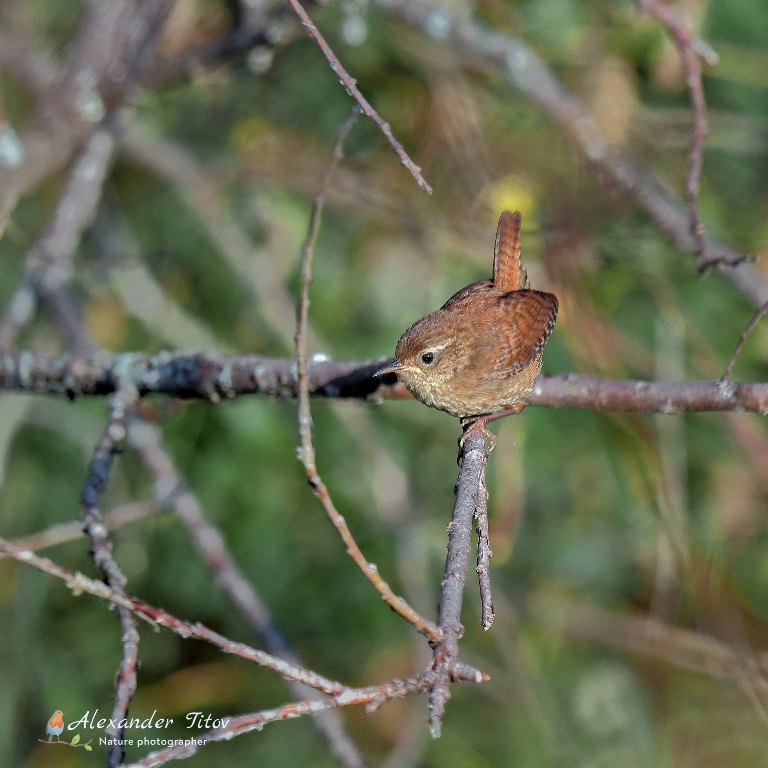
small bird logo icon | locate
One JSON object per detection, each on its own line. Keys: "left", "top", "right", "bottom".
{"left": 46, "top": 710, "right": 64, "bottom": 741}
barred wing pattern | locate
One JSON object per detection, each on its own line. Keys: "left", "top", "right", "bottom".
{"left": 484, "top": 290, "right": 558, "bottom": 377}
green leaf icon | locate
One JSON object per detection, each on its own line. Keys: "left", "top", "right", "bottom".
{"left": 71, "top": 734, "right": 81, "bottom": 745}
{"left": 84, "top": 744, "right": 93, "bottom": 751}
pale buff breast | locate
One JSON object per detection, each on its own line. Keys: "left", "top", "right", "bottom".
{"left": 404, "top": 353, "right": 543, "bottom": 419}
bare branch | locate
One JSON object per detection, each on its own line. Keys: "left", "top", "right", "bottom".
{"left": 371, "top": 0, "right": 763, "bottom": 295}
{"left": 80, "top": 388, "right": 140, "bottom": 768}
{"left": 637, "top": 0, "right": 713, "bottom": 271}
{"left": 4, "top": 502, "right": 161, "bottom": 555}
{"left": 428, "top": 431, "right": 492, "bottom": 738}
{"left": 126, "top": 417, "right": 370, "bottom": 768}
{"left": 474, "top": 465, "right": 494, "bottom": 631}
{"left": 4, "top": 351, "right": 768, "bottom": 413}
{"left": 293, "top": 108, "right": 441, "bottom": 643}
{"left": 121, "top": 675, "right": 435, "bottom": 768}
{"left": 0, "top": 0, "right": 173, "bottom": 212}
{"left": 0, "top": 536, "right": 348, "bottom": 695}
{"left": 286, "top": 0, "right": 432, "bottom": 194}
{"left": 0, "top": 115, "right": 119, "bottom": 352}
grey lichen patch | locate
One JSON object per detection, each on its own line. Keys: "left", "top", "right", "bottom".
{"left": 216, "top": 364, "right": 235, "bottom": 399}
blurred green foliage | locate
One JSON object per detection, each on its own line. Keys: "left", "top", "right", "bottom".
{"left": 2, "top": 0, "right": 768, "bottom": 766}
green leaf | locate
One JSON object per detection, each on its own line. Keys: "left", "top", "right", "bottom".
{"left": 84, "top": 744, "right": 92, "bottom": 752}
{"left": 70, "top": 734, "right": 80, "bottom": 745}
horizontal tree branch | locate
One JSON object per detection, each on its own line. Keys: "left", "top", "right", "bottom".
{"left": 2, "top": 351, "right": 768, "bottom": 413}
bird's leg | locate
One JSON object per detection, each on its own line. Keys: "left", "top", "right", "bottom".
{"left": 459, "top": 404, "right": 526, "bottom": 452}
{"left": 459, "top": 416, "right": 497, "bottom": 452}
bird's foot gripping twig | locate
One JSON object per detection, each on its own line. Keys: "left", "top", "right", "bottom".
{"left": 459, "top": 403, "right": 525, "bottom": 458}
{"left": 459, "top": 416, "right": 497, "bottom": 453}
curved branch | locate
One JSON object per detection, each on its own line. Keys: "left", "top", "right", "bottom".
{"left": 371, "top": 0, "right": 766, "bottom": 302}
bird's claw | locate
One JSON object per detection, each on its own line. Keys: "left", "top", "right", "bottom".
{"left": 457, "top": 417, "right": 497, "bottom": 463}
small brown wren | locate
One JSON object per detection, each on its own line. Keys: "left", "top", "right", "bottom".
{"left": 378, "top": 211, "right": 558, "bottom": 443}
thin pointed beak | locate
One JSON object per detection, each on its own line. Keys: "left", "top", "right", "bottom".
{"left": 374, "top": 359, "right": 404, "bottom": 377}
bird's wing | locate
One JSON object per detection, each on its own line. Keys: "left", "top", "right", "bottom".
{"left": 483, "top": 289, "right": 558, "bottom": 376}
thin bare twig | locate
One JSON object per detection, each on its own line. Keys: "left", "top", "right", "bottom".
{"left": 721, "top": 299, "right": 768, "bottom": 383}
{"left": 3, "top": 534, "right": 485, "bottom": 766}
{"left": 637, "top": 0, "right": 714, "bottom": 271}
{"left": 0, "top": 536, "right": 347, "bottom": 695}
{"left": 474, "top": 465, "right": 494, "bottom": 631}
{"left": 126, "top": 417, "right": 370, "bottom": 768}
{"left": 428, "top": 431, "right": 492, "bottom": 738}
{"left": 4, "top": 502, "right": 161, "bottom": 556}
{"left": 80, "top": 388, "right": 140, "bottom": 768}
{"left": 293, "top": 108, "right": 441, "bottom": 643}
{"left": 121, "top": 675, "right": 435, "bottom": 768}
{"left": 285, "top": 0, "right": 432, "bottom": 195}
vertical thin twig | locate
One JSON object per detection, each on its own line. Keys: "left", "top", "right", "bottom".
{"left": 81, "top": 387, "right": 140, "bottom": 768}
{"left": 293, "top": 107, "right": 441, "bottom": 643}
{"left": 637, "top": 0, "right": 716, "bottom": 272}
{"left": 285, "top": 0, "right": 432, "bottom": 195}
{"left": 475, "top": 467, "right": 494, "bottom": 630}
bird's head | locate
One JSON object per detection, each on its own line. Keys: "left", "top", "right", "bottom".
{"left": 376, "top": 314, "right": 458, "bottom": 403}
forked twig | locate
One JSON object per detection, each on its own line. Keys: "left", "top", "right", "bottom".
{"left": 285, "top": 0, "right": 432, "bottom": 195}
{"left": 293, "top": 107, "right": 441, "bottom": 643}
{"left": 0, "top": 536, "right": 346, "bottom": 695}
{"left": 126, "top": 417, "right": 368, "bottom": 768}
{"left": 428, "top": 431, "right": 492, "bottom": 738}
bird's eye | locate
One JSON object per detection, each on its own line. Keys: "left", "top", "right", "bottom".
{"left": 421, "top": 352, "right": 435, "bottom": 365}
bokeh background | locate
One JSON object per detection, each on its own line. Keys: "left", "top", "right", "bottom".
{"left": 2, "top": 0, "right": 768, "bottom": 765}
